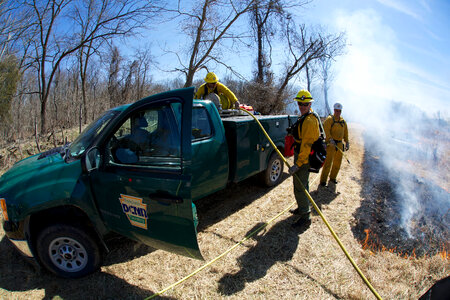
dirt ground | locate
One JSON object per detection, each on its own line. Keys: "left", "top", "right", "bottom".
{"left": 0, "top": 124, "right": 448, "bottom": 299}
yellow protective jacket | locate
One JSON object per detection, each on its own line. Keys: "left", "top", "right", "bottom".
{"left": 294, "top": 110, "right": 320, "bottom": 167}
{"left": 194, "top": 82, "right": 238, "bottom": 109}
{"left": 323, "top": 115, "right": 348, "bottom": 144}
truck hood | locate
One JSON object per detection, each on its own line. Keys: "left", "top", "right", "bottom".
{"left": 0, "top": 149, "right": 82, "bottom": 219}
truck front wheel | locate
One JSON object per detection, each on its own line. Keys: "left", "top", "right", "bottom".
{"left": 36, "top": 224, "right": 103, "bottom": 278}
{"left": 261, "top": 152, "right": 284, "bottom": 187}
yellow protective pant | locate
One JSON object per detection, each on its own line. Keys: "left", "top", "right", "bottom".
{"left": 320, "top": 142, "right": 344, "bottom": 184}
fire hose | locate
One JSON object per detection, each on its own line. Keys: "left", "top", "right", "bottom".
{"left": 333, "top": 142, "right": 351, "bottom": 164}
{"left": 146, "top": 108, "right": 382, "bottom": 300}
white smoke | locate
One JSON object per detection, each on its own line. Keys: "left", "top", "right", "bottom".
{"left": 328, "top": 9, "right": 450, "bottom": 239}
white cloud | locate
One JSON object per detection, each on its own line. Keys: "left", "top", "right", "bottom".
{"left": 419, "top": 0, "right": 432, "bottom": 13}
{"left": 329, "top": 8, "right": 449, "bottom": 122}
{"left": 376, "top": 0, "right": 423, "bottom": 21}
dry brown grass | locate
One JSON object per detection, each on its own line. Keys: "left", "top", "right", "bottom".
{"left": 0, "top": 124, "right": 448, "bottom": 299}
{"left": 0, "top": 127, "right": 84, "bottom": 176}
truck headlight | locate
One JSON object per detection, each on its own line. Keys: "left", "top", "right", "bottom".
{"left": 0, "top": 198, "right": 8, "bottom": 221}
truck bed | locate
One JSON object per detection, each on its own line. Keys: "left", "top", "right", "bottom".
{"left": 221, "top": 114, "right": 291, "bottom": 183}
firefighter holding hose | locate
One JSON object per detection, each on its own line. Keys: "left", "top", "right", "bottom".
{"left": 288, "top": 89, "right": 320, "bottom": 229}
{"left": 320, "top": 102, "right": 349, "bottom": 186}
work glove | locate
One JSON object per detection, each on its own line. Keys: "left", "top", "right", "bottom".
{"left": 288, "top": 164, "right": 300, "bottom": 175}
{"left": 328, "top": 139, "right": 336, "bottom": 146}
{"left": 345, "top": 142, "right": 350, "bottom": 151}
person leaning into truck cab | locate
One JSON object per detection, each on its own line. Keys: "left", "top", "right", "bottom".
{"left": 319, "top": 102, "right": 349, "bottom": 186}
{"left": 288, "top": 89, "right": 320, "bottom": 229}
{"left": 194, "top": 72, "right": 240, "bottom": 109}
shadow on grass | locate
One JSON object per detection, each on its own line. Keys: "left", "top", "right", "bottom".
{"left": 102, "top": 234, "right": 157, "bottom": 267}
{"left": 0, "top": 172, "right": 292, "bottom": 299}
{"left": 309, "top": 182, "right": 340, "bottom": 215}
{"left": 217, "top": 216, "right": 303, "bottom": 295}
{"left": 0, "top": 237, "right": 172, "bottom": 300}
{"left": 196, "top": 172, "right": 291, "bottom": 232}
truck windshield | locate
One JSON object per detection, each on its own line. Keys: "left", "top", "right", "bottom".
{"left": 69, "top": 110, "right": 120, "bottom": 157}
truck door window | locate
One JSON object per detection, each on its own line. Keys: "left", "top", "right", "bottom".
{"left": 107, "top": 104, "right": 181, "bottom": 166}
{"left": 192, "top": 107, "right": 213, "bottom": 141}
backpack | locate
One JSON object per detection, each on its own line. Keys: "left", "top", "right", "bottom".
{"left": 330, "top": 116, "right": 346, "bottom": 130}
{"left": 287, "top": 112, "right": 327, "bottom": 173}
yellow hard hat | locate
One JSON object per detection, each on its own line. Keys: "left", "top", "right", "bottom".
{"left": 294, "top": 89, "right": 314, "bottom": 103}
{"left": 205, "top": 72, "right": 219, "bottom": 83}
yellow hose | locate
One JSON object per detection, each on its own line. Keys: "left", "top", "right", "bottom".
{"left": 240, "top": 108, "right": 382, "bottom": 300}
{"left": 333, "top": 142, "right": 351, "bottom": 164}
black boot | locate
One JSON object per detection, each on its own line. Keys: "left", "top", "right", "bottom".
{"left": 291, "top": 217, "right": 311, "bottom": 229}
{"left": 289, "top": 208, "right": 300, "bottom": 215}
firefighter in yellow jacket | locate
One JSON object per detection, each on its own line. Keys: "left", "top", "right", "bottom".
{"left": 194, "top": 72, "right": 240, "bottom": 109}
{"left": 288, "top": 89, "right": 320, "bottom": 229}
{"left": 320, "top": 102, "right": 349, "bottom": 186}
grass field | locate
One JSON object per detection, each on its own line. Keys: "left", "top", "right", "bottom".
{"left": 0, "top": 125, "right": 448, "bottom": 299}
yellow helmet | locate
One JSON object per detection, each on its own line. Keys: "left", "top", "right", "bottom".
{"left": 205, "top": 72, "right": 219, "bottom": 83}
{"left": 294, "top": 89, "right": 314, "bottom": 103}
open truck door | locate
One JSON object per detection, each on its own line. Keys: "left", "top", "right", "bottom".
{"left": 87, "top": 87, "right": 202, "bottom": 259}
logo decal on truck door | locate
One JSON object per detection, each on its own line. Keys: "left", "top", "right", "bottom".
{"left": 119, "top": 194, "right": 148, "bottom": 229}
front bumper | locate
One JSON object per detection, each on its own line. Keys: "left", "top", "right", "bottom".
{"left": 3, "top": 220, "right": 34, "bottom": 258}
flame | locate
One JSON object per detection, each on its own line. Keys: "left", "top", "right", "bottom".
{"left": 360, "top": 228, "right": 448, "bottom": 260}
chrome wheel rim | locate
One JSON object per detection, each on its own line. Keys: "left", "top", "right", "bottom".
{"left": 48, "top": 237, "right": 88, "bottom": 272}
{"left": 269, "top": 159, "right": 282, "bottom": 182}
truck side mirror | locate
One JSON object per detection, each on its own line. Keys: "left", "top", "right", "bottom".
{"left": 83, "top": 147, "right": 101, "bottom": 172}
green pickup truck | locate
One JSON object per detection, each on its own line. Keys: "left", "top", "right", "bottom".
{"left": 0, "top": 87, "right": 292, "bottom": 278}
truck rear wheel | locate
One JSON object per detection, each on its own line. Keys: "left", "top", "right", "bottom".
{"left": 261, "top": 151, "right": 284, "bottom": 187}
{"left": 36, "top": 224, "right": 103, "bottom": 278}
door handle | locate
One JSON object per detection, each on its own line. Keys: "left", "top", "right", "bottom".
{"left": 149, "top": 193, "right": 183, "bottom": 205}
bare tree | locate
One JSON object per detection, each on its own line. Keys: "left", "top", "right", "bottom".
{"left": 249, "top": 0, "right": 308, "bottom": 84}
{"left": 263, "top": 22, "right": 344, "bottom": 114}
{"left": 166, "top": 0, "right": 256, "bottom": 87}
{"left": 77, "top": 39, "right": 101, "bottom": 124}
{"left": 6, "top": 0, "right": 163, "bottom": 133}
{"left": 319, "top": 56, "right": 332, "bottom": 116}
{"left": 132, "top": 47, "right": 154, "bottom": 100}
{"left": 107, "top": 46, "right": 122, "bottom": 108}
{"left": 0, "top": 0, "right": 18, "bottom": 60}
{"left": 0, "top": 54, "right": 20, "bottom": 139}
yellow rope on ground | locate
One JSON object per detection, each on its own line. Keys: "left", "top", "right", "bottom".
{"left": 145, "top": 183, "right": 309, "bottom": 299}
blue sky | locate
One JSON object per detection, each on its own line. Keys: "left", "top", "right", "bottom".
{"left": 305, "top": 0, "right": 450, "bottom": 120}
{"left": 145, "top": 0, "right": 449, "bottom": 119}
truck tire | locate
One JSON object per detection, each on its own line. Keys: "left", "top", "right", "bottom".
{"left": 36, "top": 223, "right": 103, "bottom": 278}
{"left": 261, "top": 151, "right": 284, "bottom": 187}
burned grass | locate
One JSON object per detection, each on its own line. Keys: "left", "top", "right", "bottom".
{"left": 353, "top": 131, "right": 450, "bottom": 258}
{"left": 0, "top": 124, "right": 448, "bottom": 299}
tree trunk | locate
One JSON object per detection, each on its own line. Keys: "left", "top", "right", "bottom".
{"left": 40, "top": 98, "right": 47, "bottom": 134}
{"left": 184, "top": 71, "right": 195, "bottom": 88}
{"left": 305, "top": 64, "right": 311, "bottom": 91}
{"left": 255, "top": 5, "right": 264, "bottom": 84}
{"left": 323, "top": 76, "right": 331, "bottom": 116}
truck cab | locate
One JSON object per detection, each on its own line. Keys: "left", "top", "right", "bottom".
{"left": 1, "top": 88, "right": 201, "bottom": 278}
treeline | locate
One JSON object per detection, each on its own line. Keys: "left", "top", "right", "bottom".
{"left": 0, "top": 0, "right": 345, "bottom": 145}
